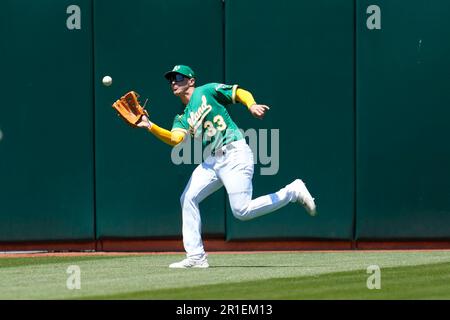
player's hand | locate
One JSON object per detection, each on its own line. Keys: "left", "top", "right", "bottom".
{"left": 249, "top": 104, "right": 270, "bottom": 119}
{"left": 137, "top": 115, "right": 152, "bottom": 129}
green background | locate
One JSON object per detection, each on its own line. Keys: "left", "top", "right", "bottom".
{"left": 0, "top": 0, "right": 449, "bottom": 243}
{"left": 0, "top": 0, "right": 94, "bottom": 241}
{"left": 94, "top": 0, "right": 226, "bottom": 239}
{"left": 224, "top": 0, "right": 355, "bottom": 240}
{"left": 356, "top": 0, "right": 450, "bottom": 239}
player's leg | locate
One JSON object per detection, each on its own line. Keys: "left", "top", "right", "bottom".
{"left": 170, "top": 161, "right": 223, "bottom": 268}
{"left": 218, "top": 142, "right": 315, "bottom": 221}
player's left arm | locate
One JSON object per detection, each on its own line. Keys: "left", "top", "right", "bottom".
{"left": 235, "top": 88, "right": 270, "bottom": 120}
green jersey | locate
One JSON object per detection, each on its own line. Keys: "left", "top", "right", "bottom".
{"left": 171, "top": 83, "right": 244, "bottom": 151}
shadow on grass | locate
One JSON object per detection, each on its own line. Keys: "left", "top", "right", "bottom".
{"left": 209, "top": 265, "right": 315, "bottom": 268}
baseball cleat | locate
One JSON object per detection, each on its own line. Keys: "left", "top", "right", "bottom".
{"left": 291, "top": 179, "right": 317, "bottom": 216}
{"left": 169, "top": 258, "right": 209, "bottom": 269}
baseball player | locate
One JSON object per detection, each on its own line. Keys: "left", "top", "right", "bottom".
{"left": 137, "top": 65, "right": 317, "bottom": 268}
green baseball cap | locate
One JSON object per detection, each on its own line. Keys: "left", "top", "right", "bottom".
{"left": 164, "top": 65, "right": 196, "bottom": 80}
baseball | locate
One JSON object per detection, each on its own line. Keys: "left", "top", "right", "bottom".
{"left": 102, "top": 76, "right": 112, "bottom": 86}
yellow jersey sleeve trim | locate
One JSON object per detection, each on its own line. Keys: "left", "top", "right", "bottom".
{"left": 235, "top": 88, "right": 257, "bottom": 109}
{"left": 231, "top": 84, "right": 239, "bottom": 104}
{"left": 171, "top": 130, "right": 186, "bottom": 145}
{"left": 147, "top": 123, "right": 183, "bottom": 146}
{"left": 171, "top": 128, "right": 188, "bottom": 134}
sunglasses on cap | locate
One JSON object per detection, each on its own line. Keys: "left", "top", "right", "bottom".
{"left": 168, "top": 74, "right": 186, "bottom": 83}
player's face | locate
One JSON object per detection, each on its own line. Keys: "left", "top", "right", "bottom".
{"left": 169, "top": 74, "right": 193, "bottom": 96}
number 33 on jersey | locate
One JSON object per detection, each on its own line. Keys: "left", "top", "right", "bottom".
{"left": 171, "top": 83, "right": 244, "bottom": 150}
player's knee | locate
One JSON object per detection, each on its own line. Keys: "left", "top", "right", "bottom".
{"left": 180, "top": 194, "right": 185, "bottom": 207}
{"left": 180, "top": 190, "right": 197, "bottom": 207}
{"left": 231, "top": 203, "right": 251, "bottom": 221}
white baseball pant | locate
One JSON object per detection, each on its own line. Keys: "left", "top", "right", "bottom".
{"left": 180, "top": 139, "right": 298, "bottom": 259}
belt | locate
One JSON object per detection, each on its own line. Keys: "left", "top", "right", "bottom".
{"left": 211, "top": 139, "right": 245, "bottom": 156}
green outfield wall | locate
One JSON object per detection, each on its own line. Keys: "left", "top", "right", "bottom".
{"left": 356, "top": 0, "right": 450, "bottom": 239}
{"left": 224, "top": 0, "right": 355, "bottom": 240}
{"left": 0, "top": 0, "right": 449, "bottom": 244}
{"left": 93, "top": 0, "right": 226, "bottom": 239}
{"left": 0, "top": 0, "right": 95, "bottom": 241}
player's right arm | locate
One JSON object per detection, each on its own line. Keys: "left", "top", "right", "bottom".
{"left": 137, "top": 115, "right": 185, "bottom": 146}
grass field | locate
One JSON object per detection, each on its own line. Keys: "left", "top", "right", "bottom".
{"left": 1, "top": 251, "right": 450, "bottom": 299}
